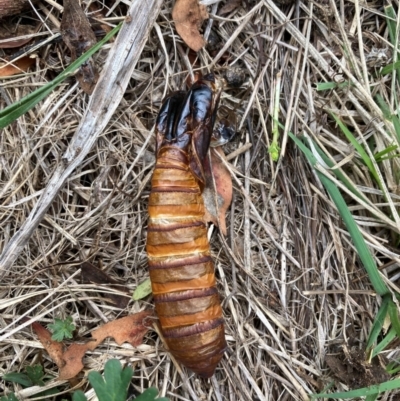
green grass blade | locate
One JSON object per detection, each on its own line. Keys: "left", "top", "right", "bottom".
{"left": 366, "top": 294, "right": 390, "bottom": 349}
{"left": 311, "top": 377, "right": 400, "bottom": 399}
{"left": 331, "top": 113, "right": 380, "bottom": 184}
{"left": 374, "top": 144, "right": 398, "bottom": 161}
{"left": 384, "top": 5, "right": 400, "bottom": 83}
{"left": 392, "top": 116, "right": 400, "bottom": 145}
{"left": 289, "top": 132, "right": 388, "bottom": 296}
{"left": 387, "top": 362, "right": 400, "bottom": 375}
{"left": 388, "top": 300, "right": 400, "bottom": 339}
{"left": 375, "top": 94, "right": 392, "bottom": 119}
{"left": 365, "top": 394, "right": 379, "bottom": 401}
{"left": 375, "top": 94, "right": 400, "bottom": 145}
{"left": 372, "top": 327, "right": 396, "bottom": 358}
{"left": 0, "top": 23, "right": 122, "bottom": 128}
{"left": 381, "top": 60, "right": 400, "bottom": 76}
{"left": 316, "top": 81, "right": 351, "bottom": 91}
{"left": 308, "top": 139, "right": 369, "bottom": 203}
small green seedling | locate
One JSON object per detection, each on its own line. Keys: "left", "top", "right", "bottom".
{"left": 72, "top": 359, "right": 169, "bottom": 401}
{"left": 2, "top": 365, "right": 45, "bottom": 387}
{"left": 2, "top": 365, "right": 58, "bottom": 399}
{"left": 0, "top": 394, "right": 18, "bottom": 401}
{"left": 48, "top": 316, "right": 75, "bottom": 342}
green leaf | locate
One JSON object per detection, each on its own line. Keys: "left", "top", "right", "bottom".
{"left": 0, "top": 393, "right": 19, "bottom": 401}
{"left": 388, "top": 300, "right": 400, "bottom": 339}
{"left": 304, "top": 137, "right": 369, "bottom": 203}
{"left": 366, "top": 295, "right": 390, "bottom": 350}
{"left": 380, "top": 60, "right": 400, "bottom": 76}
{"left": 25, "top": 365, "right": 45, "bottom": 386}
{"left": 331, "top": 113, "right": 380, "bottom": 185}
{"left": 387, "top": 362, "right": 400, "bottom": 375}
{"left": 375, "top": 94, "right": 400, "bottom": 145}
{"left": 0, "top": 23, "right": 122, "bottom": 128}
{"left": 316, "top": 81, "right": 351, "bottom": 91}
{"left": 384, "top": 5, "right": 400, "bottom": 83}
{"left": 133, "top": 279, "right": 153, "bottom": 300}
{"left": 2, "top": 372, "right": 32, "bottom": 387}
{"left": 72, "top": 390, "right": 88, "bottom": 401}
{"left": 311, "top": 376, "right": 400, "bottom": 399}
{"left": 48, "top": 316, "right": 75, "bottom": 342}
{"left": 374, "top": 144, "right": 399, "bottom": 162}
{"left": 372, "top": 326, "right": 397, "bottom": 358}
{"left": 392, "top": 116, "right": 400, "bottom": 145}
{"left": 88, "top": 359, "right": 133, "bottom": 401}
{"left": 135, "top": 387, "right": 169, "bottom": 401}
{"left": 375, "top": 94, "right": 392, "bottom": 119}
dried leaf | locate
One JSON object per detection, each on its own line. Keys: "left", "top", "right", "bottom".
{"left": 0, "top": 0, "right": 39, "bottom": 19}
{"left": 172, "top": 0, "right": 208, "bottom": 52}
{"left": 59, "top": 343, "right": 88, "bottom": 380}
{"left": 88, "top": 3, "right": 113, "bottom": 36}
{"left": 0, "top": 22, "right": 39, "bottom": 49}
{"left": 60, "top": 0, "right": 99, "bottom": 94}
{"left": 203, "top": 147, "right": 233, "bottom": 235}
{"left": 219, "top": 0, "right": 241, "bottom": 15}
{"left": 81, "top": 262, "right": 130, "bottom": 309}
{"left": 31, "top": 322, "right": 65, "bottom": 368}
{"left": 31, "top": 311, "right": 152, "bottom": 380}
{"left": 90, "top": 313, "right": 152, "bottom": 348}
{"left": 0, "top": 56, "right": 35, "bottom": 77}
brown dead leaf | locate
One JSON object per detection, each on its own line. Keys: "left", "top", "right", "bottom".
{"left": 31, "top": 311, "right": 153, "bottom": 380}
{"left": 203, "top": 147, "right": 233, "bottom": 235}
{"left": 219, "top": 0, "right": 242, "bottom": 15}
{"left": 59, "top": 343, "right": 88, "bottom": 380}
{"left": 90, "top": 314, "right": 151, "bottom": 347}
{"left": 172, "top": 0, "right": 208, "bottom": 52}
{"left": 88, "top": 3, "right": 113, "bottom": 36}
{"left": 80, "top": 262, "right": 130, "bottom": 309}
{"left": 31, "top": 322, "right": 66, "bottom": 368}
{"left": 0, "top": 56, "right": 35, "bottom": 77}
{"left": 61, "top": 0, "right": 99, "bottom": 94}
{"left": 0, "top": 0, "right": 39, "bottom": 19}
{"left": 0, "top": 22, "right": 39, "bottom": 48}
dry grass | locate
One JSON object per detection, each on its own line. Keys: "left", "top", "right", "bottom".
{"left": 1, "top": 0, "right": 400, "bottom": 400}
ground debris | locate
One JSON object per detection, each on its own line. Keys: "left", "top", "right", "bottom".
{"left": 326, "top": 347, "right": 390, "bottom": 389}
{"left": 31, "top": 311, "right": 153, "bottom": 380}
{"left": 172, "top": 0, "right": 208, "bottom": 52}
{"left": 61, "top": 0, "right": 99, "bottom": 94}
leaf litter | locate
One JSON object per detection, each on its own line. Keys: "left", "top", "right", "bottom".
{"left": 172, "top": 0, "right": 208, "bottom": 52}
{"left": 31, "top": 311, "right": 152, "bottom": 380}
{"left": 60, "top": 0, "right": 99, "bottom": 94}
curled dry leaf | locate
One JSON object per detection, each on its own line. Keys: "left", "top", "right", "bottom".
{"left": 0, "top": 0, "right": 39, "bottom": 19}
{"left": 203, "top": 147, "right": 233, "bottom": 236}
{"left": 0, "top": 22, "right": 39, "bottom": 49}
{"left": 219, "top": 0, "right": 241, "bottom": 15}
{"left": 80, "top": 262, "right": 130, "bottom": 309}
{"left": 88, "top": 3, "right": 113, "bottom": 36}
{"left": 31, "top": 311, "right": 153, "bottom": 380}
{"left": 172, "top": 0, "right": 209, "bottom": 52}
{"left": 31, "top": 322, "right": 66, "bottom": 368}
{"left": 0, "top": 56, "right": 35, "bottom": 77}
{"left": 61, "top": 0, "right": 99, "bottom": 94}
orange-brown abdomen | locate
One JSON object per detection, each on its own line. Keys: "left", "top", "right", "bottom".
{"left": 147, "top": 146, "right": 226, "bottom": 378}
